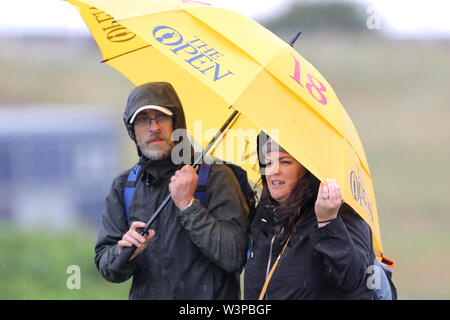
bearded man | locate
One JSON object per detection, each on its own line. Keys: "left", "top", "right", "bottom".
{"left": 94, "top": 82, "right": 249, "bottom": 300}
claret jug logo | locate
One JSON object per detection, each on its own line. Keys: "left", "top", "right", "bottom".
{"left": 153, "top": 25, "right": 234, "bottom": 82}
{"left": 153, "top": 26, "right": 184, "bottom": 46}
{"left": 350, "top": 167, "right": 374, "bottom": 225}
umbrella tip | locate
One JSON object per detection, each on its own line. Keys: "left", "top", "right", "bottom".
{"left": 288, "top": 29, "right": 302, "bottom": 47}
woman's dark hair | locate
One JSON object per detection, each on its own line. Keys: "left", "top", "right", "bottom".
{"left": 260, "top": 169, "right": 320, "bottom": 241}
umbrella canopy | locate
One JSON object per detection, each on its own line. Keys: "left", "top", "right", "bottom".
{"left": 68, "top": 0, "right": 383, "bottom": 253}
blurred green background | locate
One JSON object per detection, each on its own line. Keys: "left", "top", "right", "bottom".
{"left": 1, "top": 1, "right": 449, "bottom": 299}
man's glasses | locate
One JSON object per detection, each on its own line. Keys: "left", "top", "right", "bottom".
{"left": 134, "top": 115, "right": 173, "bottom": 127}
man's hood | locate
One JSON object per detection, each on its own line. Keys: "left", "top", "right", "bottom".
{"left": 123, "top": 82, "right": 193, "bottom": 183}
{"left": 123, "top": 82, "right": 187, "bottom": 143}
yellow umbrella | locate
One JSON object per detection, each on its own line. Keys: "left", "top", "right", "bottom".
{"left": 68, "top": 0, "right": 384, "bottom": 254}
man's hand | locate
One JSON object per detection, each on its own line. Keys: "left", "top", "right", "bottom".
{"left": 118, "top": 221, "right": 155, "bottom": 261}
{"left": 169, "top": 165, "right": 199, "bottom": 211}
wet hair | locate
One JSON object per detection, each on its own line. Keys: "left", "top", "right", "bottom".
{"left": 260, "top": 169, "right": 320, "bottom": 241}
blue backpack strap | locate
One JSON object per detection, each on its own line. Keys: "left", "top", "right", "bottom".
{"left": 124, "top": 164, "right": 141, "bottom": 222}
{"left": 194, "top": 164, "right": 210, "bottom": 207}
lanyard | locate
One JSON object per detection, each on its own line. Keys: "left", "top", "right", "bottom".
{"left": 258, "top": 214, "right": 304, "bottom": 300}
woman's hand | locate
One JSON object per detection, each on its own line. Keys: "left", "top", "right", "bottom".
{"left": 315, "top": 178, "right": 343, "bottom": 228}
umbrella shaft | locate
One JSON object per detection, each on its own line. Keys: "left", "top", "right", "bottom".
{"left": 193, "top": 110, "right": 239, "bottom": 167}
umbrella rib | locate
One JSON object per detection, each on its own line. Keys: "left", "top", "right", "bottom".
{"left": 100, "top": 44, "right": 152, "bottom": 63}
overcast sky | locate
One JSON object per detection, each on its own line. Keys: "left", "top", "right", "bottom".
{"left": 1, "top": 0, "right": 450, "bottom": 38}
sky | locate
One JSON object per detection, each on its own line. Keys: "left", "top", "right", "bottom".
{"left": 1, "top": 0, "right": 450, "bottom": 38}
{"left": 372, "top": 0, "right": 450, "bottom": 36}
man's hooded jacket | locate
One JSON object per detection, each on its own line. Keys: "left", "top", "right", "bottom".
{"left": 95, "top": 82, "right": 249, "bottom": 299}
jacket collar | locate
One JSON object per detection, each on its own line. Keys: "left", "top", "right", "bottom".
{"left": 139, "top": 155, "right": 181, "bottom": 185}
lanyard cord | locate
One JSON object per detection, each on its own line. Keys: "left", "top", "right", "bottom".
{"left": 258, "top": 233, "right": 292, "bottom": 300}
{"left": 258, "top": 213, "right": 305, "bottom": 300}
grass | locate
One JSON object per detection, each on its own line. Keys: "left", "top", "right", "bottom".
{"left": 0, "top": 222, "right": 131, "bottom": 299}
{"left": 1, "top": 31, "right": 450, "bottom": 299}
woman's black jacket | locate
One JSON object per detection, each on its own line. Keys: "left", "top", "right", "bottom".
{"left": 244, "top": 202, "right": 376, "bottom": 300}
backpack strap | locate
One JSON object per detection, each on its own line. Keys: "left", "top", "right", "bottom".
{"left": 194, "top": 164, "right": 210, "bottom": 207}
{"left": 123, "top": 163, "right": 211, "bottom": 221}
{"left": 124, "top": 164, "right": 141, "bottom": 222}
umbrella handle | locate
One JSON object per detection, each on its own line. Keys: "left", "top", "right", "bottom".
{"left": 110, "top": 245, "right": 136, "bottom": 273}
{"left": 110, "top": 228, "right": 149, "bottom": 273}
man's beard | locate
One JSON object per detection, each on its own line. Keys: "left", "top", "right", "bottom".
{"left": 138, "top": 133, "right": 175, "bottom": 161}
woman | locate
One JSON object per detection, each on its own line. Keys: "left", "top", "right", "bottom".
{"left": 244, "top": 137, "right": 376, "bottom": 299}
